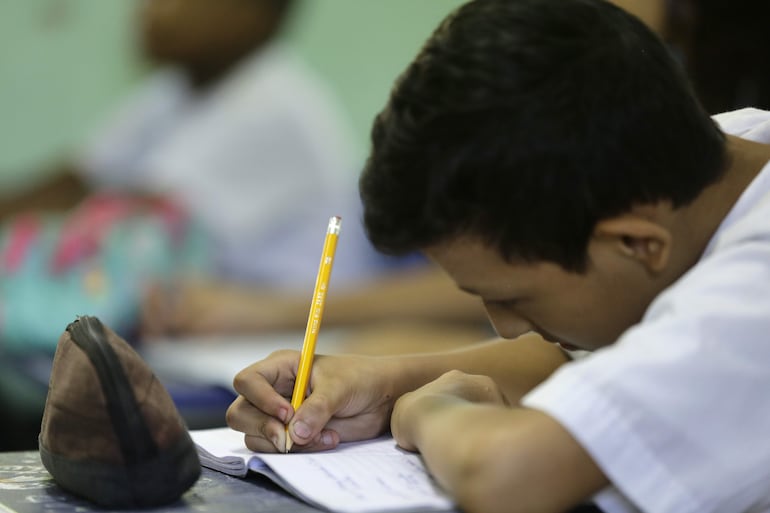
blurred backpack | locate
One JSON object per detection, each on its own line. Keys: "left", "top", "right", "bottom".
{"left": 0, "top": 192, "right": 210, "bottom": 353}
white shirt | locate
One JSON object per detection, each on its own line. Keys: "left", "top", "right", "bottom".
{"left": 78, "top": 43, "right": 378, "bottom": 289}
{"left": 522, "top": 108, "right": 770, "bottom": 513}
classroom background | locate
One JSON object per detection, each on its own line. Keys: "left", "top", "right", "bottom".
{"left": 0, "top": 0, "right": 466, "bottom": 191}
{"left": 0, "top": 0, "right": 484, "bottom": 453}
{"left": 1, "top": 0, "right": 768, "bottom": 454}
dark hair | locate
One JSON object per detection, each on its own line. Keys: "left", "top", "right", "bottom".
{"left": 360, "top": 0, "right": 727, "bottom": 272}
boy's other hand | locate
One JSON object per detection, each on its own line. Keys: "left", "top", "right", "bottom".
{"left": 391, "top": 369, "right": 508, "bottom": 452}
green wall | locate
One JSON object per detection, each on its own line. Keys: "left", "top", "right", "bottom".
{"left": 0, "top": 0, "right": 141, "bottom": 189}
{"left": 286, "top": 0, "right": 466, "bottom": 163}
{"left": 0, "top": 0, "right": 465, "bottom": 190}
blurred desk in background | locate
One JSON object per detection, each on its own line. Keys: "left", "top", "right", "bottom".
{"left": 140, "top": 330, "right": 349, "bottom": 390}
{"left": 142, "top": 323, "right": 489, "bottom": 387}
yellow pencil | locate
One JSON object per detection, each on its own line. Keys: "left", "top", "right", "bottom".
{"left": 286, "top": 215, "right": 341, "bottom": 452}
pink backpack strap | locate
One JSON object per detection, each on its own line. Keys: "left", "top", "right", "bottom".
{"left": 1, "top": 214, "right": 41, "bottom": 273}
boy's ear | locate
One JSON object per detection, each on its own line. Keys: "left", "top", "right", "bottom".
{"left": 593, "top": 215, "right": 672, "bottom": 273}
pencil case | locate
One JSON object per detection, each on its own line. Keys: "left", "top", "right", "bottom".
{"left": 38, "top": 316, "right": 201, "bottom": 508}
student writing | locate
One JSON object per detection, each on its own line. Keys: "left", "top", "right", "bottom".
{"left": 226, "top": 1, "right": 770, "bottom": 512}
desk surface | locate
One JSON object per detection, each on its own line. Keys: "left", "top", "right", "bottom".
{"left": 0, "top": 451, "right": 322, "bottom": 513}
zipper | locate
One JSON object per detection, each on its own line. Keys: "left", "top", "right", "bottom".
{"left": 66, "top": 316, "right": 158, "bottom": 464}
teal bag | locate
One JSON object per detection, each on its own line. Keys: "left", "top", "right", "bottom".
{"left": 0, "top": 193, "right": 210, "bottom": 353}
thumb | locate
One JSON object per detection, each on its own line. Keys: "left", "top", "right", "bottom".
{"left": 288, "top": 391, "right": 340, "bottom": 446}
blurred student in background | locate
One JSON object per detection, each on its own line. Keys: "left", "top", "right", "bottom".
{"left": 0, "top": 0, "right": 352, "bottom": 450}
{"left": 2, "top": 0, "right": 357, "bottom": 288}
{"left": 0, "top": 0, "right": 488, "bottom": 450}
{"left": 0, "top": 0, "right": 488, "bottom": 348}
{"left": 126, "top": 0, "right": 489, "bottom": 338}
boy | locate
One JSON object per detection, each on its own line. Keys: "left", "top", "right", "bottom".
{"left": 225, "top": 0, "right": 770, "bottom": 511}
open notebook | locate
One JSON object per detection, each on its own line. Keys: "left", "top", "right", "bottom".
{"left": 190, "top": 427, "right": 456, "bottom": 513}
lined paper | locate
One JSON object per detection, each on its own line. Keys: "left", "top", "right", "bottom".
{"left": 191, "top": 428, "right": 455, "bottom": 513}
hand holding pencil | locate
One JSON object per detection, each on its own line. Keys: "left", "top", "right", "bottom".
{"left": 228, "top": 213, "right": 412, "bottom": 454}
{"left": 286, "top": 216, "right": 341, "bottom": 452}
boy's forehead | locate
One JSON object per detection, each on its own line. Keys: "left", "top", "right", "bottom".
{"left": 424, "top": 236, "right": 578, "bottom": 297}
{"left": 424, "top": 238, "right": 519, "bottom": 290}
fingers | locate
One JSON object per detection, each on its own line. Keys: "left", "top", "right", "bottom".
{"left": 226, "top": 396, "right": 286, "bottom": 452}
{"left": 226, "top": 397, "right": 334, "bottom": 453}
{"left": 227, "top": 354, "right": 297, "bottom": 452}
{"left": 324, "top": 413, "right": 389, "bottom": 442}
{"left": 229, "top": 352, "right": 393, "bottom": 453}
{"left": 232, "top": 354, "right": 297, "bottom": 422}
{"left": 391, "top": 370, "right": 509, "bottom": 452}
{"left": 285, "top": 367, "right": 383, "bottom": 448}
{"left": 286, "top": 389, "right": 340, "bottom": 448}
{"left": 232, "top": 354, "right": 349, "bottom": 449}
{"left": 227, "top": 391, "right": 343, "bottom": 453}
{"left": 390, "top": 392, "right": 420, "bottom": 452}
{"left": 286, "top": 429, "right": 340, "bottom": 453}
{"left": 229, "top": 351, "right": 336, "bottom": 453}
{"left": 232, "top": 353, "right": 295, "bottom": 397}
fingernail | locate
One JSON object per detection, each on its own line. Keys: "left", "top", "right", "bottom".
{"left": 278, "top": 408, "right": 289, "bottom": 423}
{"left": 293, "top": 420, "right": 311, "bottom": 439}
{"left": 321, "top": 432, "right": 334, "bottom": 446}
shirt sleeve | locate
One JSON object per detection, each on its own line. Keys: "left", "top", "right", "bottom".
{"left": 76, "top": 71, "right": 188, "bottom": 190}
{"left": 522, "top": 237, "right": 770, "bottom": 513}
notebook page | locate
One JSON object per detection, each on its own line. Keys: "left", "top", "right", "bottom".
{"left": 256, "top": 437, "right": 454, "bottom": 512}
{"left": 191, "top": 428, "right": 455, "bottom": 512}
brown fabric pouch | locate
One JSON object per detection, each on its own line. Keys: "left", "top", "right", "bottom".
{"left": 38, "top": 316, "right": 200, "bottom": 508}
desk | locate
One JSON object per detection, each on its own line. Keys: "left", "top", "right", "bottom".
{"left": 0, "top": 451, "right": 322, "bottom": 513}
{"left": 0, "top": 452, "right": 605, "bottom": 513}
